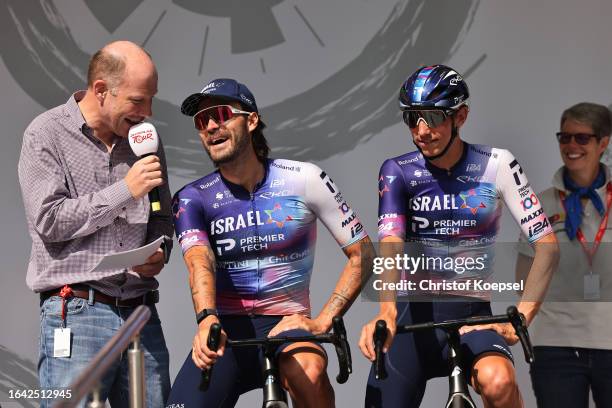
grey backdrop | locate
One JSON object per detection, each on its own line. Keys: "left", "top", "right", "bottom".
{"left": 2, "top": 0, "right": 611, "bottom": 407}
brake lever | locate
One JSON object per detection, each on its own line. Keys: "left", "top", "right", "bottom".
{"left": 332, "top": 316, "right": 352, "bottom": 384}
{"left": 199, "top": 322, "right": 222, "bottom": 391}
{"left": 507, "top": 306, "right": 534, "bottom": 364}
{"left": 373, "top": 320, "right": 388, "bottom": 380}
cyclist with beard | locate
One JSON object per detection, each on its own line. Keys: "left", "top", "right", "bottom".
{"left": 358, "top": 65, "right": 559, "bottom": 407}
{"left": 166, "top": 78, "right": 373, "bottom": 408}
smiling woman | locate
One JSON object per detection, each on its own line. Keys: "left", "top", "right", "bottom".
{"left": 515, "top": 102, "right": 612, "bottom": 408}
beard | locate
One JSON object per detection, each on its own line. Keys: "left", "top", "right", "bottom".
{"left": 204, "top": 129, "right": 251, "bottom": 167}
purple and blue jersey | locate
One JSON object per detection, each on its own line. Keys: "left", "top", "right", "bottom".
{"left": 378, "top": 143, "right": 553, "bottom": 293}
{"left": 173, "top": 159, "right": 367, "bottom": 316}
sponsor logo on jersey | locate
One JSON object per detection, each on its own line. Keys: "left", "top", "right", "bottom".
{"left": 518, "top": 183, "right": 531, "bottom": 198}
{"left": 509, "top": 159, "right": 524, "bottom": 186}
{"left": 216, "top": 259, "right": 251, "bottom": 269}
{"left": 239, "top": 234, "right": 286, "bottom": 253}
{"left": 338, "top": 202, "right": 351, "bottom": 214}
{"left": 177, "top": 228, "right": 204, "bottom": 240}
{"left": 379, "top": 175, "right": 391, "bottom": 197}
{"left": 215, "top": 192, "right": 224, "bottom": 200}
{"left": 410, "top": 194, "right": 460, "bottom": 211}
{"left": 199, "top": 176, "right": 220, "bottom": 189}
{"left": 270, "top": 179, "right": 285, "bottom": 188}
{"left": 210, "top": 211, "right": 266, "bottom": 236}
{"left": 378, "top": 213, "right": 398, "bottom": 221}
{"left": 386, "top": 175, "right": 397, "bottom": 184}
{"left": 351, "top": 222, "right": 364, "bottom": 238}
{"left": 411, "top": 216, "right": 429, "bottom": 232}
{"left": 528, "top": 217, "right": 550, "bottom": 239}
{"left": 466, "top": 163, "right": 481, "bottom": 172}
{"left": 271, "top": 162, "right": 301, "bottom": 172}
{"left": 267, "top": 250, "right": 309, "bottom": 263}
{"left": 459, "top": 236, "right": 496, "bottom": 247}
{"left": 470, "top": 146, "right": 498, "bottom": 159}
{"left": 398, "top": 154, "right": 422, "bottom": 165}
{"left": 413, "top": 169, "right": 432, "bottom": 178}
{"left": 216, "top": 238, "right": 236, "bottom": 255}
{"left": 333, "top": 192, "right": 344, "bottom": 203}
{"left": 341, "top": 213, "right": 357, "bottom": 228}
{"left": 259, "top": 190, "right": 292, "bottom": 200}
{"left": 457, "top": 175, "right": 486, "bottom": 184}
{"left": 520, "top": 208, "right": 544, "bottom": 225}
{"left": 521, "top": 193, "right": 539, "bottom": 210}
{"left": 319, "top": 171, "right": 337, "bottom": 194}
{"left": 410, "top": 180, "right": 418, "bottom": 187}
{"left": 378, "top": 222, "right": 395, "bottom": 233}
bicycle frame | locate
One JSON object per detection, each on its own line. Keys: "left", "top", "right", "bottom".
{"left": 200, "top": 316, "right": 352, "bottom": 408}
{"left": 373, "top": 306, "right": 534, "bottom": 408}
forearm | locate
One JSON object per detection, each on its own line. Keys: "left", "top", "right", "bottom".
{"left": 315, "top": 237, "right": 374, "bottom": 331}
{"left": 185, "top": 246, "right": 217, "bottom": 314}
{"left": 518, "top": 234, "right": 559, "bottom": 324}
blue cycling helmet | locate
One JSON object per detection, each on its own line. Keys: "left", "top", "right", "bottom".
{"left": 399, "top": 65, "right": 469, "bottom": 111}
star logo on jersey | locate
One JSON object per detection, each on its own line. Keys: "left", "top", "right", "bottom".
{"left": 379, "top": 175, "right": 391, "bottom": 197}
{"left": 459, "top": 188, "right": 486, "bottom": 215}
{"left": 172, "top": 198, "right": 192, "bottom": 219}
{"left": 264, "top": 203, "right": 294, "bottom": 228}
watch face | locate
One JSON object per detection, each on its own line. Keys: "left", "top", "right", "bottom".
{"left": 2, "top": 0, "right": 480, "bottom": 175}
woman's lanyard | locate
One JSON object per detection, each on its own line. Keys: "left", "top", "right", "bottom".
{"left": 559, "top": 183, "right": 612, "bottom": 269}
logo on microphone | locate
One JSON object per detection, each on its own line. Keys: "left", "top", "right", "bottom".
{"left": 130, "top": 130, "right": 154, "bottom": 144}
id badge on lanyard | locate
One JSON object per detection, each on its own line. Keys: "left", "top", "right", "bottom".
{"left": 560, "top": 183, "right": 612, "bottom": 300}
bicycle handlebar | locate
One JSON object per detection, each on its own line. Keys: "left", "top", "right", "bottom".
{"left": 199, "top": 322, "right": 222, "bottom": 391}
{"left": 372, "top": 306, "right": 534, "bottom": 380}
{"left": 200, "top": 316, "right": 353, "bottom": 390}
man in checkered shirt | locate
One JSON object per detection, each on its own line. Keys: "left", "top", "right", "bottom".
{"left": 18, "top": 41, "right": 173, "bottom": 407}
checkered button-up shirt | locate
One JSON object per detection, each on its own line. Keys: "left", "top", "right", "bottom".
{"left": 18, "top": 91, "right": 173, "bottom": 298}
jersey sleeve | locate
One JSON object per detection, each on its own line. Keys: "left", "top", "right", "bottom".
{"left": 303, "top": 163, "right": 368, "bottom": 248}
{"left": 172, "top": 186, "right": 211, "bottom": 254}
{"left": 495, "top": 149, "right": 553, "bottom": 244}
{"left": 378, "top": 159, "right": 408, "bottom": 240}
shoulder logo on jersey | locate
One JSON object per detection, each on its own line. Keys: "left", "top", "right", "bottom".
{"left": 338, "top": 202, "right": 351, "bottom": 214}
{"left": 172, "top": 198, "right": 192, "bottom": 219}
{"left": 509, "top": 159, "right": 524, "bottom": 186}
{"left": 378, "top": 175, "right": 391, "bottom": 197}
{"left": 459, "top": 189, "right": 487, "bottom": 215}
{"left": 398, "top": 154, "right": 422, "bottom": 166}
{"left": 199, "top": 176, "right": 220, "bottom": 190}
{"left": 319, "top": 171, "right": 338, "bottom": 194}
{"left": 520, "top": 208, "right": 544, "bottom": 225}
{"left": 521, "top": 193, "right": 539, "bottom": 211}
{"left": 272, "top": 162, "right": 301, "bottom": 172}
{"left": 470, "top": 146, "right": 498, "bottom": 159}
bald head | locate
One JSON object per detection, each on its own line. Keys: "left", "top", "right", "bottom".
{"left": 87, "top": 41, "right": 156, "bottom": 90}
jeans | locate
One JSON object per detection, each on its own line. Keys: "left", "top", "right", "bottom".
{"left": 38, "top": 295, "right": 170, "bottom": 408}
{"left": 531, "top": 346, "right": 612, "bottom": 408}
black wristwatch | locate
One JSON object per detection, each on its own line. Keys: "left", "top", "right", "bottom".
{"left": 196, "top": 308, "right": 218, "bottom": 325}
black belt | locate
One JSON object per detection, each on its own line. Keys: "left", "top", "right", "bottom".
{"left": 40, "top": 284, "right": 159, "bottom": 307}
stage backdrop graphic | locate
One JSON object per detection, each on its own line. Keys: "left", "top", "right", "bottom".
{"left": 1, "top": 0, "right": 611, "bottom": 407}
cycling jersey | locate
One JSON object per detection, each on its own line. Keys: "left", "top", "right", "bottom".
{"left": 377, "top": 143, "right": 553, "bottom": 291}
{"left": 366, "top": 143, "right": 551, "bottom": 407}
{"left": 172, "top": 158, "right": 367, "bottom": 316}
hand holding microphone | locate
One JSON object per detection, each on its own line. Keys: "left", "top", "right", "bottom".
{"left": 126, "top": 122, "right": 163, "bottom": 212}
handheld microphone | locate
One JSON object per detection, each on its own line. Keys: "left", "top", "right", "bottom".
{"left": 128, "top": 122, "right": 162, "bottom": 212}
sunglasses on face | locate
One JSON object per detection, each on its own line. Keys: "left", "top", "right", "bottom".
{"left": 402, "top": 109, "right": 455, "bottom": 129}
{"left": 193, "top": 105, "right": 252, "bottom": 130}
{"left": 555, "top": 132, "right": 599, "bottom": 145}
